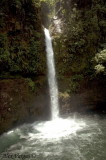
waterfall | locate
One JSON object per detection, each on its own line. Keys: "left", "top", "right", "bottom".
{"left": 44, "top": 28, "right": 59, "bottom": 119}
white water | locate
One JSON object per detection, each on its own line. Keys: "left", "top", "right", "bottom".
{"left": 36, "top": 28, "right": 86, "bottom": 140}
{"left": 44, "top": 28, "right": 59, "bottom": 119}
{"left": 0, "top": 29, "right": 106, "bottom": 160}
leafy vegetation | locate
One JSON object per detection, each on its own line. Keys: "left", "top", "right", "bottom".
{"left": 49, "top": 0, "right": 106, "bottom": 93}
{"left": 94, "top": 49, "right": 106, "bottom": 74}
{"left": 0, "top": 0, "right": 46, "bottom": 77}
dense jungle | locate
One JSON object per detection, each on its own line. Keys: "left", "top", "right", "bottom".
{"left": 0, "top": 0, "right": 106, "bottom": 134}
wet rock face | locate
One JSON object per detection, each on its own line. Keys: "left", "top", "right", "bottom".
{"left": 0, "top": 79, "right": 50, "bottom": 135}
{"left": 59, "top": 84, "right": 106, "bottom": 115}
{"left": 50, "top": 0, "right": 106, "bottom": 116}
{"left": 59, "top": 92, "right": 93, "bottom": 115}
{"left": 41, "top": 1, "right": 50, "bottom": 28}
{"left": 71, "top": 0, "right": 92, "bottom": 8}
{"left": 60, "top": 0, "right": 92, "bottom": 9}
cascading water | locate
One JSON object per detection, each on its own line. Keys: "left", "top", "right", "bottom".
{"left": 44, "top": 28, "right": 59, "bottom": 119}
{"left": 0, "top": 29, "right": 106, "bottom": 160}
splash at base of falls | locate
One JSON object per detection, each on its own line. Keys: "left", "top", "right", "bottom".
{"left": 0, "top": 28, "right": 106, "bottom": 160}
{"left": 29, "top": 117, "right": 86, "bottom": 140}
{"left": 0, "top": 114, "right": 106, "bottom": 160}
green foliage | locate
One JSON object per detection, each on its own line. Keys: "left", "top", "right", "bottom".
{"left": 94, "top": 49, "right": 106, "bottom": 74}
{"left": 95, "top": 49, "right": 106, "bottom": 63}
{"left": 28, "top": 38, "right": 41, "bottom": 74}
{"left": 68, "top": 75, "right": 84, "bottom": 93}
{"left": 40, "top": 0, "right": 58, "bottom": 6}
{"left": 0, "top": 0, "right": 46, "bottom": 77}
{"left": 26, "top": 78, "right": 35, "bottom": 92}
{"left": 95, "top": 64, "right": 105, "bottom": 73}
{"left": 7, "top": 36, "right": 45, "bottom": 75}
{"left": 52, "top": 0, "right": 106, "bottom": 94}
{"left": 55, "top": 0, "right": 105, "bottom": 73}
{"left": 0, "top": 34, "right": 10, "bottom": 72}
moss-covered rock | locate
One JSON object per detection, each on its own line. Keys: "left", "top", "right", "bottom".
{"left": 0, "top": 78, "right": 50, "bottom": 135}
{"left": 0, "top": 0, "right": 46, "bottom": 77}
{"left": 0, "top": 0, "right": 50, "bottom": 134}
{"left": 51, "top": 0, "right": 106, "bottom": 91}
{"left": 59, "top": 80, "right": 106, "bottom": 115}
